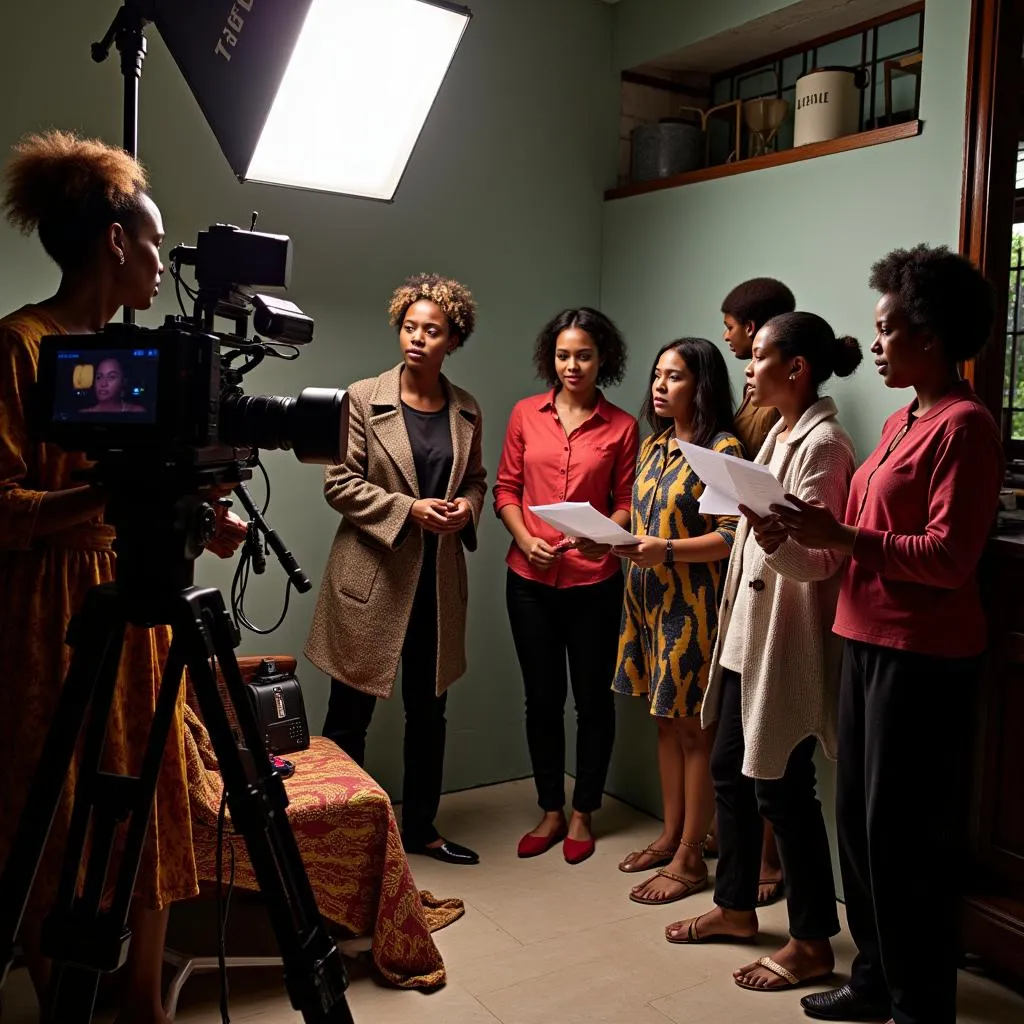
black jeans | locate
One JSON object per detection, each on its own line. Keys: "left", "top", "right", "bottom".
{"left": 322, "top": 560, "right": 446, "bottom": 847}
{"left": 839, "top": 640, "right": 978, "bottom": 1024}
{"left": 505, "top": 568, "right": 622, "bottom": 814}
{"left": 711, "top": 669, "right": 840, "bottom": 941}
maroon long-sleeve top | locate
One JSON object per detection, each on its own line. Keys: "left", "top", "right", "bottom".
{"left": 833, "top": 382, "right": 1003, "bottom": 658}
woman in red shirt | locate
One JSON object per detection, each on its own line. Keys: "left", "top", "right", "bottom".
{"left": 494, "top": 308, "right": 638, "bottom": 865}
{"left": 773, "top": 246, "right": 1002, "bottom": 1024}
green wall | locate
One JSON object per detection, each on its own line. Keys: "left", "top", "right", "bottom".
{"left": 599, "top": 0, "right": 972, "bottom": 850}
{"left": 0, "top": 0, "right": 976, "bottom": 843}
{"left": 613, "top": 0, "right": 806, "bottom": 71}
{"left": 0, "top": 0, "right": 616, "bottom": 801}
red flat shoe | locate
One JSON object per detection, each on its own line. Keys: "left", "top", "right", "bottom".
{"left": 562, "top": 835, "right": 596, "bottom": 865}
{"left": 517, "top": 824, "right": 567, "bottom": 858}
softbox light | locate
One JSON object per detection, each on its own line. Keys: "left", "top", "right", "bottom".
{"left": 148, "top": 0, "right": 471, "bottom": 201}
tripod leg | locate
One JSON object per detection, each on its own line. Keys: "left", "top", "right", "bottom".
{"left": 0, "top": 585, "right": 124, "bottom": 992}
{"left": 181, "top": 587, "right": 354, "bottom": 1024}
{"left": 45, "top": 608, "right": 187, "bottom": 1024}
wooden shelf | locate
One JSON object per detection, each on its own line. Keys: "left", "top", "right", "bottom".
{"left": 605, "top": 120, "right": 923, "bottom": 201}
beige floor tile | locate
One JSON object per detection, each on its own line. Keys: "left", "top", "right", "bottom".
{"left": 429, "top": 899, "right": 524, "bottom": 966}
{"left": 3, "top": 778, "right": 1023, "bottom": 1024}
{"left": 958, "top": 968, "right": 1024, "bottom": 1024}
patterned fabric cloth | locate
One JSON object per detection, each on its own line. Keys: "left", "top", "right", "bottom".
{"left": 0, "top": 305, "right": 198, "bottom": 914}
{"left": 182, "top": 705, "right": 463, "bottom": 989}
{"left": 613, "top": 429, "right": 742, "bottom": 718}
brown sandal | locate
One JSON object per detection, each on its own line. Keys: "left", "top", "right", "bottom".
{"left": 629, "top": 867, "right": 709, "bottom": 906}
{"left": 618, "top": 844, "right": 675, "bottom": 874}
{"left": 757, "top": 877, "right": 786, "bottom": 906}
{"left": 665, "top": 911, "right": 758, "bottom": 945}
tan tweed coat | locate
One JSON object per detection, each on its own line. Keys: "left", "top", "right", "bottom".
{"left": 304, "top": 364, "right": 486, "bottom": 698}
{"left": 702, "top": 398, "right": 855, "bottom": 779}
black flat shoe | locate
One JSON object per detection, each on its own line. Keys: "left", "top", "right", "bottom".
{"left": 405, "top": 838, "right": 480, "bottom": 865}
{"left": 801, "top": 984, "right": 890, "bottom": 1022}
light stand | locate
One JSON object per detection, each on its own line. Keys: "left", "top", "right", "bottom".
{"left": 91, "top": 2, "right": 148, "bottom": 324}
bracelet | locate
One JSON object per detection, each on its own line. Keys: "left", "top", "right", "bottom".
{"left": 664, "top": 538, "right": 674, "bottom": 566}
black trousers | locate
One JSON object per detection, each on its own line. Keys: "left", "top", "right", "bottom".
{"left": 322, "top": 560, "right": 446, "bottom": 848}
{"left": 505, "top": 568, "right": 622, "bottom": 814}
{"left": 839, "top": 640, "right": 978, "bottom": 1024}
{"left": 711, "top": 669, "right": 840, "bottom": 940}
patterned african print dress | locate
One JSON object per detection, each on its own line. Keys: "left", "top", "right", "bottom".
{"left": 0, "top": 305, "right": 198, "bottom": 914}
{"left": 612, "top": 429, "right": 742, "bottom": 718}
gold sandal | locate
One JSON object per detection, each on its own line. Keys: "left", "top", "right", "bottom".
{"left": 734, "top": 955, "right": 834, "bottom": 991}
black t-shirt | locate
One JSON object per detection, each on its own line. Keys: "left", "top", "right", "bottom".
{"left": 402, "top": 402, "right": 453, "bottom": 499}
{"left": 402, "top": 402, "right": 454, "bottom": 565}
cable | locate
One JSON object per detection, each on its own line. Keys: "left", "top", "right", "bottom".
{"left": 227, "top": 458, "right": 294, "bottom": 633}
{"left": 216, "top": 787, "right": 231, "bottom": 1023}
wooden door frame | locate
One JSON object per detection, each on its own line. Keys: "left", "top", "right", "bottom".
{"left": 960, "top": 0, "right": 1023, "bottom": 436}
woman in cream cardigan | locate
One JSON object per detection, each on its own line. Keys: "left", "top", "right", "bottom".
{"left": 667, "top": 312, "right": 861, "bottom": 994}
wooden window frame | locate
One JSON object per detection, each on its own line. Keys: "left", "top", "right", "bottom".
{"left": 959, "top": 0, "right": 1024, "bottom": 458}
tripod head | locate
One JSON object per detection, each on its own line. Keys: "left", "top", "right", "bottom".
{"left": 83, "top": 453, "right": 249, "bottom": 606}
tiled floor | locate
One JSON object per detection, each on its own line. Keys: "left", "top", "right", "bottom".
{"left": 3, "top": 778, "right": 1023, "bottom": 1023}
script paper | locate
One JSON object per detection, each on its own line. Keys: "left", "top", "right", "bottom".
{"left": 676, "top": 441, "right": 795, "bottom": 518}
{"left": 528, "top": 502, "right": 639, "bottom": 546}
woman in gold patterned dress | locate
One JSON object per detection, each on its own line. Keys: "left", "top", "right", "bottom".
{"left": 610, "top": 338, "right": 743, "bottom": 905}
{"left": 0, "top": 131, "right": 243, "bottom": 1024}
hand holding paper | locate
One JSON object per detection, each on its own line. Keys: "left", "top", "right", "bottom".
{"left": 676, "top": 441, "right": 796, "bottom": 519}
{"left": 528, "top": 502, "right": 639, "bottom": 547}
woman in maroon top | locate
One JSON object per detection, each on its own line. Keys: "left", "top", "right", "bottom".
{"left": 773, "top": 246, "right": 1002, "bottom": 1024}
{"left": 494, "top": 308, "right": 639, "bottom": 865}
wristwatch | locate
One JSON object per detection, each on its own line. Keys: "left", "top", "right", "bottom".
{"left": 664, "top": 538, "right": 674, "bottom": 566}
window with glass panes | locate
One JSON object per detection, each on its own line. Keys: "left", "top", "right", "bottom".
{"left": 706, "top": 6, "right": 924, "bottom": 166}
{"left": 1001, "top": 143, "right": 1024, "bottom": 441}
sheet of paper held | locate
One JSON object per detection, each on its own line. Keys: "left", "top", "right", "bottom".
{"left": 676, "top": 441, "right": 796, "bottom": 519}
{"left": 528, "top": 502, "right": 639, "bottom": 546}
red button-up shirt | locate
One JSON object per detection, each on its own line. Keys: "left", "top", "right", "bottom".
{"left": 833, "top": 382, "right": 1003, "bottom": 658}
{"left": 493, "top": 390, "right": 639, "bottom": 589}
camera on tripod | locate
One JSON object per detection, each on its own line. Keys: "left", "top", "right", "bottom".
{"left": 31, "top": 222, "right": 349, "bottom": 482}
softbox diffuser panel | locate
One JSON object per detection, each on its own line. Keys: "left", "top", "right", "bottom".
{"left": 150, "top": 0, "right": 471, "bottom": 201}
{"left": 151, "top": 0, "right": 311, "bottom": 185}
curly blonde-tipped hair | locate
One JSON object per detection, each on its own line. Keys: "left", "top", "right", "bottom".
{"left": 387, "top": 273, "right": 477, "bottom": 347}
{"left": 3, "top": 129, "right": 149, "bottom": 270}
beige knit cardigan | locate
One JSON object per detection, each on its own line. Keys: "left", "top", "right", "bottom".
{"left": 701, "top": 397, "right": 856, "bottom": 779}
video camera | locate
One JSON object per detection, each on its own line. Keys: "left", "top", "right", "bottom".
{"left": 32, "top": 223, "right": 349, "bottom": 483}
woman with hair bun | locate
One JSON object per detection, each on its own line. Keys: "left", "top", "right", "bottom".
{"left": 668, "top": 313, "right": 861, "bottom": 997}
{"left": 0, "top": 130, "right": 244, "bottom": 1024}
{"left": 306, "top": 272, "right": 487, "bottom": 866}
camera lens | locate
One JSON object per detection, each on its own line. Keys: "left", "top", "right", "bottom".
{"left": 220, "top": 388, "right": 348, "bottom": 464}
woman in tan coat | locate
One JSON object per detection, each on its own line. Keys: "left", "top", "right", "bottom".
{"left": 305, "top": 274, "right": 486, "bottom": 865}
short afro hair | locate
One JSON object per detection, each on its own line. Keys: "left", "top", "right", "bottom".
{"left": 868, "top": 245, "right": 996, "bottom": 362}
{"left": 3, "top": 129, "right": 150, "bottom": 271}
{"left": 533, "top": 307, "right": 628, "bottom": 388}
{"left": 387, "top": 273, "right": 477, "bottom": 346}
{"left": 721, "top": 277, "right": 796, "bottom": 334}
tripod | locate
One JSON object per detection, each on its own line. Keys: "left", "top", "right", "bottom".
{"left": 0, "top": 479, "right": 354, "bottom": 1023}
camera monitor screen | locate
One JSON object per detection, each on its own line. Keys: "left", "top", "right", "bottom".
{"left": 52, "top": 347, "right": 160, "bottom": 425}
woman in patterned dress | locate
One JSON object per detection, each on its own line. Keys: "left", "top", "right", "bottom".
{"left": 0, "top": 131, "right": 243, "bottom": 1024}
{"left": 611, "top": 337, "right": 743, "bottom": 905}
